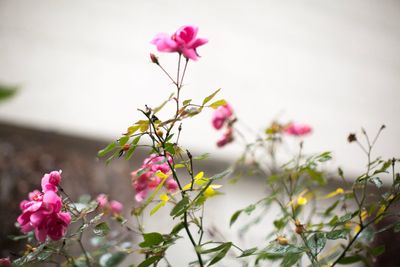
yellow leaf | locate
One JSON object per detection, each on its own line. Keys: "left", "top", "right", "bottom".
{"left": 204, "top": 186, "right": 216, "bottom": 197}
{"left": 375, "top": 205, "right": 386, "bottom": 224}
{"left": 194, "top": 172, "right": 204, "bottom": 180}
{"left": 324, "top": 187, "right": 344, "bottom": 199}
{"left": 182, "top": 183, "right": 192, "bottom": 190}
{"left": 155, "top": 170, "right": 169, "bottom": 179}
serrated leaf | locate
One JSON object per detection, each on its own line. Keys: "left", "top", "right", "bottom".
{"left": 93, "top": 222, "right": 110, "bottom": 237}
{"left": 202, "top": 88, "right": 221, "bottom": 105}
{"left": 98, "top": 142, "right": 116, "bottom": 157}
{"left": 139, "top": 232, "right": 164, "bottom": 248}
{"left": 170, "top": 196, "right": 189, "bottom": 218}
{"left": 307, "top": 233, "right": 326, "bottom": 256}
{"left": 326, "top": 229, "right": 348, "bottom": 240}
{"left": 209, "top": 99, "right": 227, "bottom": 109}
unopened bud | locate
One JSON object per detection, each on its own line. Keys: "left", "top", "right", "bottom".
{"left": 156, "top": 129, "right": 164, "bottom": 138}
{"left": 347, "top": 133, "right": 357, "bottom": 143}
{"left": 150, "top": 53, "right": 159, "bottom": 64}
{"left": 276, "top": 236, "right": 289, "bottom": 246}
{"left": 294, "top": 219, "right": 305, "bottom": 235}
{"left": 122, "top": 144, "right": 130, "bottom": 151}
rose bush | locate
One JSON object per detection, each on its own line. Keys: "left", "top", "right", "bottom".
{"left": 4, "top": 25, "right": 400, "bottom": 267}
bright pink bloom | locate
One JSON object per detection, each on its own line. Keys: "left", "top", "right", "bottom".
{"left": 212, "top": 103, "right": 233, "bottom": 130}
{"left": 17, "top": 171, "right": 70, "bottom": 242}
{"left": 131, "top": 154, "right": 174, "bottom": 202}
{"left": 41, "top": 170, "right": 62, "bottom": 192}
{"left": 165, "top": 178, "right": 178, "bottom": 192}
{"left": 217, "top": 127, "right": 234, "bottom": 147}
{"left": 0, "top": 258, "right": 11, "bottom": 266}
{"left": 110, "top": 200, "right": 123, "bottom": 214}
{"left": 151, "top": 25, "right": 208, "bottom": 61}
{"left": 96, "top": 194, "right": 108, "bottom": 208}
{"left": 283, "top": 122, "right": 312, "bottom": 136}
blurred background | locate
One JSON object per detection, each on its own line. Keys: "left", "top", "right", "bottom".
{"left": 0, "top": 0, "right": 399, "bottom": 266}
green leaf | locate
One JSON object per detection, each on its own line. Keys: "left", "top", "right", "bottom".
{"left": 93, "top": 222, "right": 110, "bottom": 237}
{"left": 138, "top": 255, "right": 162, "bottom": 267}
{"left": 98, "top": 142, "right": 116, "bottom": 157}
{"left": 281, "top": 253, "right": 302, "bottom": 267}
{"left": 307, "top": 233, "right": 326, "bottom": 256}
{"left": 326, "top": 229, "right": 348, "bottom": 240}
{"left": 230, "top": 210, "right": 242, "bottom": 227}
{"left": 153, "top": 93, "right": 174, "bottom": 114}
{"left": 183, "top": 99, "right": 192, "bottom": 106}
{"left": 139, "top": 232, "right": 164, "bottom": 248}
{"left": 370, "top": 245, "right": 385, "bottom": 257}
{"left": 99, "top": 252, "right": 127, "bottom": 267}
{"left": 209, "top": 169, "right": 231, "bottom": 181}
{"left": 324, "top": 200, "right": 339, "bottom": 217}
{"left": 170, "top": 196, "right": 189, "bottom": 218}
{"left": 202, "top": 88, "right": 221, "bottom": 105}
{"left": 238, "top": 247, "right": 257, "bottom": 258}
{"left": 369, "top": 177, "right": 383, "bottom": 188}
{"left": 118, "top": 136, "right": 129, "bottom": 146}
{"left": 164, "top": 142, "right": 175, "bottom": 155}
{"left": 170, "top": 222, "right": 185, "bottom": 235}
{"left": 0, "top": 85, "right": 17, "bottom": 101}
{"left": 338, "top": 255, "right": 363, "bottom": 264}
{"left": 125, "top": 136, "right": 141, "bottom": 160}
{"left": 339, "top": 213, "right": 353, "bottom": 223}
{"left": 208, "top": 242, "right": 232, "bottom": 266}
{"left": 209, "top": 99, "right": 227, "bottom": 109}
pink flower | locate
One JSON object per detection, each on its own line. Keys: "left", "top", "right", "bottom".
{"left": 17, "top": 171, "right": 70, "bottom": 242}
{"left": 96, "top": 194, "right": 108, "bottom": 208}
{"left": 35, "top": 212, "right": 71, "bottom": 242}
{"left": 165, "top": 178, "right": 178, "bottom": 192}
{"left": 0, "top": 258, "right": 11, "bottom": 266}
{"left": 151, "top": 25, "right": 208, "bottom": 61}
{"left": 212, "top": 104, "right": 233, "bottom": 130}
{"left": 110, "top": 200, "right": 123, "bottom": 214}
{"left": 216, "top": 127, "right": 234, "bottom": 147}
{"left": 131, "top": 154, "right": 175, "bottom": 202}
{"left": 41, "top": 170, "right": 62, "bottom": 192}
{"left": 283, "top": 122, "right": 312, "bottom": 136}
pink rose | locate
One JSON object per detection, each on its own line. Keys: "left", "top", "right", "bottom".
{"left": 96, "top": 194, "right": 108, "bottom": 208}
{"left": 110, "top": 200, "right": 123, "bottom": 214}
{"left": 41, "top": 170, "right": 62, "bottom": 192}
{"left": 212, "top": 104, "right": 233, "bottom": 130}
{"left": 217, "top": 127, "right": 234, "bottom": 147}
{"left": 283, "top": 122, "right": 312, "bottom": 136}
{"left": 151, "top": 25, "right": 208, "bottom": 61}
{"left": 0, "top": 258, "right": 11, "bottom": 266}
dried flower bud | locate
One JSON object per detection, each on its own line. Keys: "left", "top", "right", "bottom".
{"left": 156, "top": 128, "right": 164, "bottom": 138}
{"left": 276, "top": 235, "right": 289, "bottom": 246}
{"left": 347, "top": 133, "right": 357, "bottom": 143}
{"left": 294, "top": 219, "right": 305, "bottom": 235}
{"left": 150, "top": 53, "right": 159, "bottom": 64}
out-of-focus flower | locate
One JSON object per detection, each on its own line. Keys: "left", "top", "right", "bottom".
{"left": 217, "top": 127, "right": 234, "bottom": 147}
{"left": 41, "top": 170, "right": 62, "bottom": 192}
{"left": 110, "top": 200, "right": 123, "bottom": 215}
{"left": 17, "top": 171, "right": 70, "bottom": 242}
{"left": 0, "top": 258, "right": 11, "bottom": 266}
{"left": 131, "top": 154, "right": 177, "bottom": 202}
{"left": 212, "top": 103, "right": 233, "bottom": 130}
{"left": 96, "top": 194, "right": 108, "bottom": 208}
{"left": 151, "top": 25, "right": 208, "bottom": 61}
{"left": 283, "top": 122, "right": 312, "bottom": 136}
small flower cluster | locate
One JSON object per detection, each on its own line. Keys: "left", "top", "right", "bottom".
{"left": 266, "top": 121, "right": 312, "bottom": 137}
{"left": 96, "top": 194, "right": 123, "bottom": 215}
{"left": 17, "top": 171, "right": 71, "bottom": 242}
{"left": 151, "top": 25, "right": 208, "bottom": 61}
{"left": 212, "top": 103, "right": 235, "bottom": 147}
{"left": 131, "top": 154, "right": 178, "bottom": 202}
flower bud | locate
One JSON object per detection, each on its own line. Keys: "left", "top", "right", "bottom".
{"left": 276, "top": 236, "right": 289, "bottom": 246}
{"left": 122, "top": 144, "right": 130, "bottom": 151}
{"left": 150, "top": 53, "right": 159, "bottom": 65}
{"left": 294, "top": 219, "right": 305, "bottom": 235}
